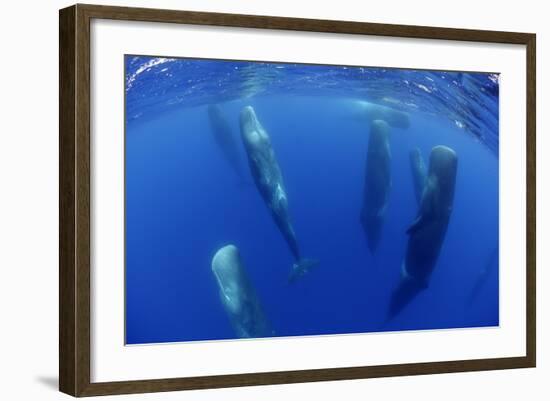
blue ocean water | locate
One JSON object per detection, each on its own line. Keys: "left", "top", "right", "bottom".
{"left": 125, "top": 56, "right": 499, "bottom": 345}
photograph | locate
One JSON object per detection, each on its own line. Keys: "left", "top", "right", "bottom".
{"left": 55, "top": 3, "right": 536, "bottom": 396}
{"left": 124, "top": 55, "right": 500, "bottom": 345}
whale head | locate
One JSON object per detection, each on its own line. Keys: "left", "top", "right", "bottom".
{"left": 369, "top": 119, "right": 391, "bottom": 147}
{"left": 240, "top": 105, "right": 256, "bottom": 127}
{"left": 239, "top": 105, "right": 267, "bottom": 147}
{"left": 429, "top": 146, "right": 458, "bottom": 201}
{"left": 211, "top": 244, "right": 272, "bottom": 338}
{"left": 211, "top": 245, "right": 244, "bottom": 315}
{"left": 430, "top": 146, "right": 457, "bottom": 172}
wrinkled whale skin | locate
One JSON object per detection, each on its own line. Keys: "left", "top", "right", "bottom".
{"left": 211, "top": 244, "right": 271, "bottom": 338}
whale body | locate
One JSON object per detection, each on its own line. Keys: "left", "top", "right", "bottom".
{"left": 360, "top": 119, "right": 392, "bottom": 253}
{"left": 352, "top": 100, "right": 411, "bottom": 129}
{"left": 207, "top": 104, "right": 247, "bottom": 179}
{"left": 211, "top": 244, "right": 272, "bottom": 338}
{"left": 388, "top": 145, "right": 458, "bottom": 320}
{"left": 239, "top": 105, "right": 318, "bottom": 282}
{"left": 409, "top": 147, "right": 427, "bottom": 205}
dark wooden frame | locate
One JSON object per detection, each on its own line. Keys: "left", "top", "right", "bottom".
{"left": 59, "top": 3, "right": 536, "bottom": 397}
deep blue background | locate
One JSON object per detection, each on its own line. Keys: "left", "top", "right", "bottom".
{"left": 125, "top": 57, "right": 499, "bottom": 344}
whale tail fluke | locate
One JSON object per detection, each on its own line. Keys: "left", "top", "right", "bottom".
{"left": 288, "top": 259, "right": 319, "bottom": 283}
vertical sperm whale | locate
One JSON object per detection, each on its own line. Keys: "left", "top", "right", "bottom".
{"left": 467, "top": 246, "right": 499, "bottom": 307}
{"left": 350, "top": 99, "right": 411, "bottom": 129}
{"left": 239, "top": 105, "right": 318, "bottom": 282}
{"left": 360, "top": 119, "right": 392, "bottom": 253}
{"left": 207, "top": 104, "right": 247, "bottom": 180}
{"left": 211, "top": 244, "right": 272, "bottom": 338}
{"left": 388, "top": 146, "right": 458, "bottom": 320}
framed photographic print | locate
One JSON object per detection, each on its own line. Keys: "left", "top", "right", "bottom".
{"left": 59, "top": 4, "right": 536, "bottom": 397}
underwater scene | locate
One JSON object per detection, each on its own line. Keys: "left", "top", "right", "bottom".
{"left": 125, "top": 55, "right": 499, "bottom": 345}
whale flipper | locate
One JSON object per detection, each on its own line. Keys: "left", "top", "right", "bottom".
{"left": 405, "top": 216, "right": 423, "bottom": 235}
{"left": 288, "top": 259, "right": 320, "bottom": 283}
{"left": 405, "top": 213, "right": 434, "bottom": 235}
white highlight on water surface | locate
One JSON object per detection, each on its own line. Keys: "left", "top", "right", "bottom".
{"left": 126, "top": 57, "right": 176, "bottom": 90}
{"left": 488, "top": 73, "right": 500, "bottom": 84}
{"left": 415, "top": 83, "right": 432, "bottom": 93}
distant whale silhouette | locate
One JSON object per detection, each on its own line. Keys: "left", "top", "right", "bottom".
{"left": 207, "top": 104, "right": 247, "bottom": 180}
{"left": 467, "top": 246, "right": 498, "bottom": 307}
{"left": 351, "top": 100, "right": 411, "bottom": 129}
{"left": 409, "top": 147, "right": 427, "bottom": 205}
{"left": 388, "top": 145, "right": 458, "bottom": 320}
{"left": 239, "top": 105, "right": 318, "bottom": 282}
{"left": 211, "top": 244, "right": 272, "bottom": 338}
{"left": 360, "top": 119, "right": 392, "bottom": 253}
